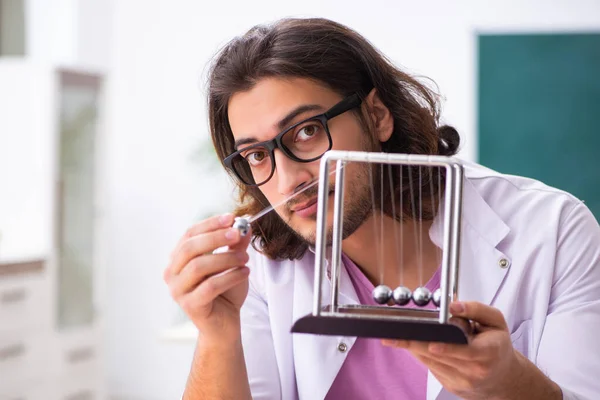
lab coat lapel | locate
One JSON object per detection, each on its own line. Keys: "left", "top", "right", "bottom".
{"left": 428, "top": 176, "right": 511, "bottom": 305}
{"left": 427, "top": 176, "right": 511, "bottom": 400}
{"left": 292, "top": 250, "right": 359, "bottom": 400}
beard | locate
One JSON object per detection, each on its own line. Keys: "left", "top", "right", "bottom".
{"left": 284, "top": 161, "right": 374, "bottom": 247}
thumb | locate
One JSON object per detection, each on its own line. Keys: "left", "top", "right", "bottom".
{"left": 450, "top": 301, "right": 508, "bottom": 330}
{"left": 228, "top": 224, "right": 253, "bottom": 252}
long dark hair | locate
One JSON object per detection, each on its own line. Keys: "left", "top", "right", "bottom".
{"left": 207, "top": 17, "right": 460, "bottom": 260}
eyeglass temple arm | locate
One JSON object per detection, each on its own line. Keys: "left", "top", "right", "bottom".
{"left": 324, "top": 93, "right": 362, "bottom": 119}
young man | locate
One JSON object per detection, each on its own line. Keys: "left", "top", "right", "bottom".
{"left": 164, "top": 18, "right": 600, "bottom": 399}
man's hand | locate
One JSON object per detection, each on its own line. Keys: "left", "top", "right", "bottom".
{"left": 164, "top": 213, "right": 253, "bottom": 341}
{"left": 382, "top": 301, "right": 562, "bottom": 400}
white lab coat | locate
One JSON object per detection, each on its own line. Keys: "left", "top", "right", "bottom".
{"left": 239, "top": 160, "right": 600, "bottom": 400}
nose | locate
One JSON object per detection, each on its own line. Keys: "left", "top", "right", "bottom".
{"left": 272, "top": 149, "right": 313, "bottom": 196}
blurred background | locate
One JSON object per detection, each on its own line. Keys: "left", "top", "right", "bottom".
{"left": 0, "top": 0, "right": 598, "bottom": 399}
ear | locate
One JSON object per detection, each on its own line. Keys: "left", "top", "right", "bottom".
{"left": 364, "top": 88, "right": 394, "bottom": 143}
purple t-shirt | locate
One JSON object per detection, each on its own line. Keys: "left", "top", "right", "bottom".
{"left": 325, "top": 253, "right": 441, "bottom": 400}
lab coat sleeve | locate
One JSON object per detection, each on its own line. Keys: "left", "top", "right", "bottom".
{"left": 240, "top": 257, "right": 282, "bottom": 400}
{"left": 536, "top": 202, "right": 600, "bottom": 400}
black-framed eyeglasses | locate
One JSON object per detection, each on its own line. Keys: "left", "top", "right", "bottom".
{"left": 224, "top": 93, "right": 362, "bottom": 186}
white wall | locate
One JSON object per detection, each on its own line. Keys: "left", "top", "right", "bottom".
{"left": 0, "top": 0, "right": 113, "bottom": 398}
{"left": 104, "top": 1, "right": 600, "bottom": 399}
{"left": 0, "top": 62, "right": 54, "bottom": 260}
{"left": 24, "top": 0, "right": 112, "bottom": 71}
{"left": 0, "top": 0, "right": 113, "bottom": 260}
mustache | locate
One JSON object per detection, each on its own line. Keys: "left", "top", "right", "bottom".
{"left": 285, "top": 182, "right": 335, "bottom": 210}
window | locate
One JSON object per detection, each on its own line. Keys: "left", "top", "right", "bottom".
{"left": 56, "top": 70, "right": 102, "bottom": 329}
{"left": 0, "top": 0, "right": 26, "bottom": 56}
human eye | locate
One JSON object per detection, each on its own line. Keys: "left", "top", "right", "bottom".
{"left": 294, "top": 122, "right": 322, "bottom": 142}
{"left": 243, "top": 150, "right": 269, "bottom": 167}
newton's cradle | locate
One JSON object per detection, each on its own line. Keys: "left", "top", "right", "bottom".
{"left": 291, "top": 150, "right": 468, "bottom": 344}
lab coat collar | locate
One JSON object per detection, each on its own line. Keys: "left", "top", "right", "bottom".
{"left": 429, "top": 174, "right": 511, "bottom": 305}
{"left": 429, "top": 172, "right": 510, "bottom": 250}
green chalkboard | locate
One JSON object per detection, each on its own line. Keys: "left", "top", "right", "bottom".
{"left": 478, "top": 33, "right": 600, "bottom": 221}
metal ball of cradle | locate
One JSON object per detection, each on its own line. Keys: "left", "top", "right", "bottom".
{"left": 232, "top": 217, "right": 250, "bottom": 237}
{"left": 372, "top": 285, "right": 393, "bottom": 304}
{"left": 392, "top": 286, "right": 412, "bottom": 306}
{"left": 412, "top": 287, "right": 432, "bottom": 306}
{"left": 432, "top": 288, "right": 442, "bottom": 307}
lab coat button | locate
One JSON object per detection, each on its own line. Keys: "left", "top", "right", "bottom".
{"left": 337, "top": 342, "right": 348, "bottom": 353}
{"left": 498, "top": 258, "right": 510, "bottom": 268}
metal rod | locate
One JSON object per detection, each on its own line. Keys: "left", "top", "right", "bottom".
{"left": 324, "top": 150, "right": 455, "bottom": 167}
{"left": 450, "top": 163, "right": 464, "bottom": 301}
{"left": 438, "top": 164, "right": 454, "bottom": 324}
{"left": 330, "top": 160, "right": 346, "bottom": 312}
{"left": 313, "top": 153, "right": 333, "bottom": 316}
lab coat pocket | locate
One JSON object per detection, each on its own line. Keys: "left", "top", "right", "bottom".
{"left": 510, "top": 319, "right": 532, "bottom": 355}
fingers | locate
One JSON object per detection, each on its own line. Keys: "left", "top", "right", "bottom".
{"left": 450, "top": 301, "right": 508, "bottom": 330}
{"left": 166, "top": 213, "right": 254, "bottom": 278}
{"left": 169, "top": 213, "right": 235, "bottom": 260}
{"left": 413, "top": 352, "right": 464, "bottom": 382}
{"left": 228, "top": 224, "right": 253, "bottom": 252}
{"left": 382, "top": 339, "right": 451, "bottom": 357}
{"left": 382, "top": 339, "right": 414, "bottom": 350}
{"left": 448, "top": 316, "right": 474, "bottom": 338}
{"left": 382, "top": 337, "right": 481, "bottom": 361}
{"left": 188, "top": 213, "right": 236, "bottom": 236}
{"left": 169, "top": 251, "right": 250, "bottom": 298}
{"left": 427, "top": 341, "right": 486, "bottom": 361}
{"left": 185, "top": 266, "right": 250, "bottom": 308}
{"left": 383, "top": 340, "right": 467, "bottom": 383}
{"left": 167, "top": 226, "right": 242, "bottom": 277}
{"left": 382, "top": 331, "right": 507, "bottom": 363}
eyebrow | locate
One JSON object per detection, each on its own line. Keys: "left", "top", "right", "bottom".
{"left": 234, "top": 103, "right": 324, "bottom": 149}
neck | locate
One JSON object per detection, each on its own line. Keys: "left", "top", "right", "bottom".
{"left": 341, "top": 214, "right": 441, "bottom": 290}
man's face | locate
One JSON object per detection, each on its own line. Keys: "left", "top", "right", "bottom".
{"left": 228, "top": 77, "right": 376, "bottom": 245}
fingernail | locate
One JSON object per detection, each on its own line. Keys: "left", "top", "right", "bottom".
{"left": 382, "top": 339, "right": 406, "bottom": 347}
{"left": 219, "top": 213, "right": 234, "bottom": 226}
{"left": 225, "top": 229, "right": 238, "bottom": 240}
{"left": 429, "top": 343, "right": 444, "bottom": 353}
{"left": 450, "top": 301, "right": 465, "bottom": 314}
